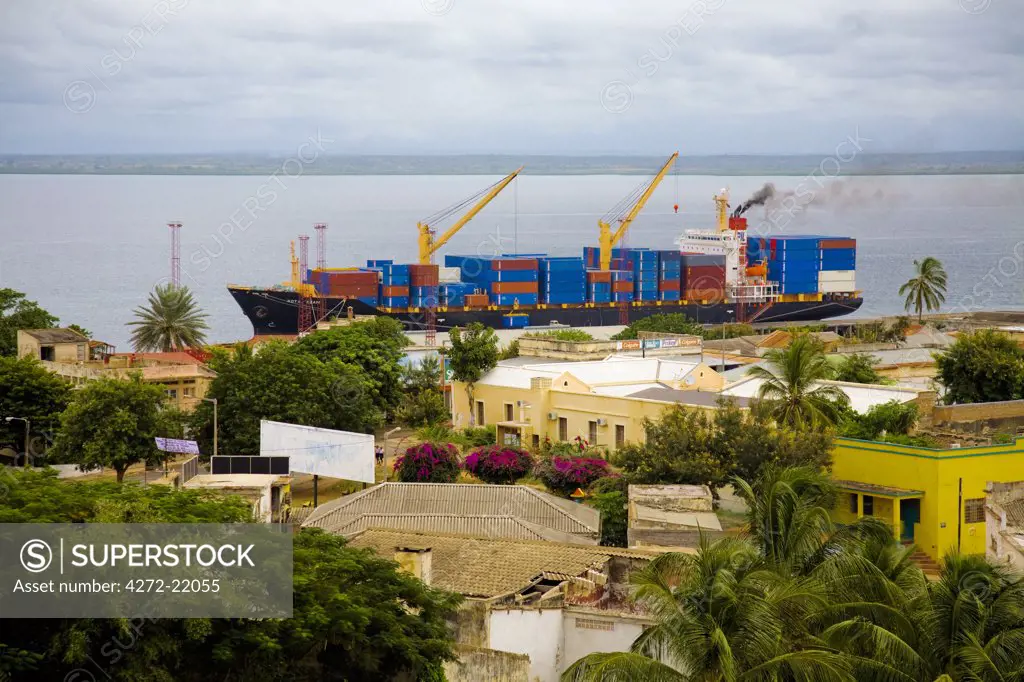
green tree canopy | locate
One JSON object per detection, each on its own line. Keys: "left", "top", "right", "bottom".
{"left": 748, "top": 334, "right": 848, "bottom": 429}
{"left": 50, "top": 375, "right": 167, "bottom": 482}
{"left": 294, "top": 318, "right": 408, "bottom": 415}
{"left": 831, "top": 352, "right": 887, "bottom": 384}
{"left": 0, "top": 355, "right": 71, "bottom": 454}
{"left": 192, "top": 341, "right": 381, "bottom": 456}
{"left": 935, "top": 328, "right": 1024, "bottom": 404}
{"left": 395, "top": 356, "right": 448, "bottom": 427}
{"left": 0, "top": 288, "right": 59, "bottom": 357}
{"left": 611, "top": 313, "right": 705, "bottom": 340}
{"left": 0, "top": 471, "right": 461, "bottom": 682}
{"left": 899, "top": 256, "right": 948, "bottom": 322}
{"left": 614, "top": 400, "right": 833, "bottom": 493}
{"left": 447, "top": 323, "right": 499, "bottom": 425}
{"left": 127, "top": 283, "right": 210, "bottom": 351}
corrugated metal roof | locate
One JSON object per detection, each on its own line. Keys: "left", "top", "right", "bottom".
{"left": 21, "top": 328, "right": 88, "bottom": 344}
{"left": 479, "top": 357, "right": 702, "bottom": 390}
{"left": 303, "top": 483, "right": 600, "bottom": 540}
{"left": 347, "top": 528, "right": 661, "bottom": 598}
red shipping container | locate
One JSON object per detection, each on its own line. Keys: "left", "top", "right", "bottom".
{"left": 491, "top": 281, "right": 538, "bottom": 294}
{"left": 408, "top": 263, "right": 440, "bottom": 286}
{"left": 323, "top": 272, "right": 377, "bottom": 284}
{"left": 660, "top": 279, "right": 680, "bottom": 290}
{"left": 586, "top": 270, "right": 612, "bottom": 284}
{"left": 819, "top": 238, "right": 856, "bottom": 249}
{"left": 612, "top": 281, "right": 633, "bottom": 293}
{"left": 492, "top": 258, "right": 538, "bottom": 271}
{"left": 382, "top": 286, "right": 410, "bottom": 297}
{"left": 464, "top": 293, "right": 489, "bottom": 306}
{"left": 328, "top": 285, "right": 378, "bottom": 297}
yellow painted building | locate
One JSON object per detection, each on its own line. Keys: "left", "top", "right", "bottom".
{"left": 831, "top": 437, "right": 1024, "bottom": 561}
{"left": 450, "top": 357, "right": 728, "bottom": 451}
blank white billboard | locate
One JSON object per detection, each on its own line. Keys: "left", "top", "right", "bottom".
{"left": 259, "top": 420, "right": 374, "bottom": 483}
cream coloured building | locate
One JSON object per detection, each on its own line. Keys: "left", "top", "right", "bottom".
{"left": 449, "top": 355, "right": 728, "bottom": 451}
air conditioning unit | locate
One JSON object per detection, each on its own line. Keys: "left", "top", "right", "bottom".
{"left": 595, "top": 418, "right": 608, "bottom": 427}
{"left": 547, "top": 412, "right": 558, "bottom": 421}
{"left": 516, "top": 400, "right": 524, "bottom": 407}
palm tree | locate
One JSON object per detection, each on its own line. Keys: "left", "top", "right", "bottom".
{"left": 747, "top": 335, "right": 848, "bottom": 429}
{"left": 563, "top": 465, "right": 1024, "bottom": 682}
{"left": 899, "top": 257, "right": 947, "bottom": 322}
{"left": 127, "top": 283, "right": 209, "bottom": 351}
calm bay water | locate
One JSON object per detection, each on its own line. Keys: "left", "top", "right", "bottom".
{"left": 1, "top": 173, "right": 1022, "bottom": 349}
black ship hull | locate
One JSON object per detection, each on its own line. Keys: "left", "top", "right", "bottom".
{"left": 229, "top": 286, "right": 864, "bottom": 337}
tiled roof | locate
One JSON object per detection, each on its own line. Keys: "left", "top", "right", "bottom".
{"left": 318, "top": 513, "right": 593, "bottom": 543}
{"left": 21, "top": 328, "right": 87, "bottom": 344}
{"left": 303, "top": 483, "right": 601, "bottom": 540}
{"left": 347, "top": 528, "right": 661, "bottom": 598}
{"left": 833, "top": 479, "right": 924, "bottom": 498}
{"left": 1005, "top": 499, "right": 1024, "bottom": 529}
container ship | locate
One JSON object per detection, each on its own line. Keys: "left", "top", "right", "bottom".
{"left": 228, "top": 153, "right": 862, "bottom": 337}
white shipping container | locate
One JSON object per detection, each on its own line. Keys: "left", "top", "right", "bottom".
{"left": 439, "top": 266, "right": 461, "bottom": 283}
{"left": 818, "top": 269, "right": 856, "bottom": 282}
{"left": 819, "top": 278, "right": 856, "bottom": 294}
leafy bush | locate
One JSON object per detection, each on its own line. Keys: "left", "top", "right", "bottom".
{"left": 459, "top": 426, "right": 497, "bottom": 447}
{"left": 588, "top": 476, "right": 628, "bottom": 547}
{"left": 832, "top": 353, "right": 888, "bottom": 385}
{"left": 535, "top": 455, "right": 611, "bottom": 496}
{"left": 498, "top": 339, "right": 520, "bottom": 359}
{"left": 464, "top": 445, "right": 534, "bottom": 484}
{"left": 839, "top": 400, "right": 919, "bottom": 440}
{"left": 524, "top": 329, "right": 595, "bottom": 342}
{"left": 393, "top": 442, "right": 461, "bottom": 483}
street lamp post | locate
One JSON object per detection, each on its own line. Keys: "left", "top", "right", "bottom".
{"left": 4, "top": 416, "right": 30, "bottom": 468}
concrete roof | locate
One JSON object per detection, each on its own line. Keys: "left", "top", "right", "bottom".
{"left": 185, "top": 474, "right": 282, "bottom": 490}
{"left": 842, "top": 348, "right": 940, "bottom": 366}
{"left": 303, "top": 482, "right": 601, "bottom": 540}
{"left": 346, "top": 528, "right": 660, "bottom": 599}
{"left": 721, "top": 376, "right": 921, "bottom": 414}
{"left": 20, "top": 328, "right": 88, "bottom": 344}
{"left": 626, "top": 387, "right": 750, "bottom": 408}
{"left": 479, "top": 356, "right": 703, "bottom": 390}
{"left": 833, "top": 479, "right": 924, "bottom": 498}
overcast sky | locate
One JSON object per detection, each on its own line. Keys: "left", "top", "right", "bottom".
{"left": 1, "top": 0, "right": 1022, "bottom": 155}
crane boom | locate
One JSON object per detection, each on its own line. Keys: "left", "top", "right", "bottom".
{"left": 598, "top": 152, "right": 678, "bottom": 270}
{"left": 417, "top": 167, "right": 524, "bottom": 264}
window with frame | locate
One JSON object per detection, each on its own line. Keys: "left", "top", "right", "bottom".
{"left": 615, "top": 424, "right": 625, "bottom": 449}
{"left": 862, "top": 495, "right": 874, "bottom": 516}
{"left": 476, "top": 401, "right": 485, "bottom": 426}
{"left": 848, "top": 494, "right": 858, "bottom": 514}
{"left": 558, "top": 417, "right": 568, "bottom": 441}
{"left": 588, "top": 420, "right": 598, "bottom": 444}
{"left": 504, "top": 403, "right": 514, "bottom": 422}
{"left": 964, "top": 498, "right": 985, "bottom": 524}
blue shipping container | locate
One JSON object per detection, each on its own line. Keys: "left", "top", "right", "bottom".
{"left": 493, "top": 293, "right": 538, "bottom": 306}
{"left": 612, "top": 292, "right": 634, "bottom": 303}
{"left": 502, "top": 315, "right": 530, "bottom": 329}
{"left": 660, "top": 290, "right": 681, "bottom": 301}
{"left": 382, "top": 297, "right": 409, "bottom": 308}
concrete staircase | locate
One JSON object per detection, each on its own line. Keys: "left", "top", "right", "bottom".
{"left": 906, "top": 546, "right": 941, "bottom": 579}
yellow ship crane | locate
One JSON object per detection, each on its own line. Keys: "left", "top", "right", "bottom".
{"left": 284, "top": 241, "right": 316, "bottom": 296}
{"left": 417, "top": 167, "right": 523, "bottom": 264}
{"left": 597, "top": 151, "right": 678, "bottom": 270}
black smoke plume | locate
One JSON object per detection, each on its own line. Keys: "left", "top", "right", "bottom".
{"left": 732, "top": 183, "right": 776, "bottom": 217}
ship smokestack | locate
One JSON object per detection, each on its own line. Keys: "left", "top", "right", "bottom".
{"left": 732, "top": 183, "right": 776, "bottom": 218}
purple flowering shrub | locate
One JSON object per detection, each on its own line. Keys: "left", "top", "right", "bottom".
{"left": 464, "top": 445, "right": 534, "bottom": 485}
{"left": 535, "top": 455, "right": 611, "bottom": 496}
{"left": 393, "top": 442, "right": 461, "bottom": 483}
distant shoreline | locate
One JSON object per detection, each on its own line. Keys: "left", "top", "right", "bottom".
{"left": 1, "top": 151, "right": 1022, "bottom": 176}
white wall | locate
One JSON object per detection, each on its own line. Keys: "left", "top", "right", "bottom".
{"left": 489, "top": 608, "right": 564, "bottom": 682}
{"left": 562, "top": 609, "right": 647, "bottom": 674}
{"left": 488, "top": 607, "right": 650, "bottom": 682}
{"left": 986, "top": 507, "right": 1024, "bottom": 571}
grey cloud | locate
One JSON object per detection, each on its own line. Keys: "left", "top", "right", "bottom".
{"left": 0, "top": 0, "right": 1021, "bottom": 154}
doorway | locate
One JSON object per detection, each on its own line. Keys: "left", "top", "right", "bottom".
{"left": 900, "top": 499, "right": 921, "bottom": 543}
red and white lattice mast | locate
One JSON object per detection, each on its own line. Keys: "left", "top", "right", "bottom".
{"left": 314, "top": 223, "right": 327, "bottom": 270}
